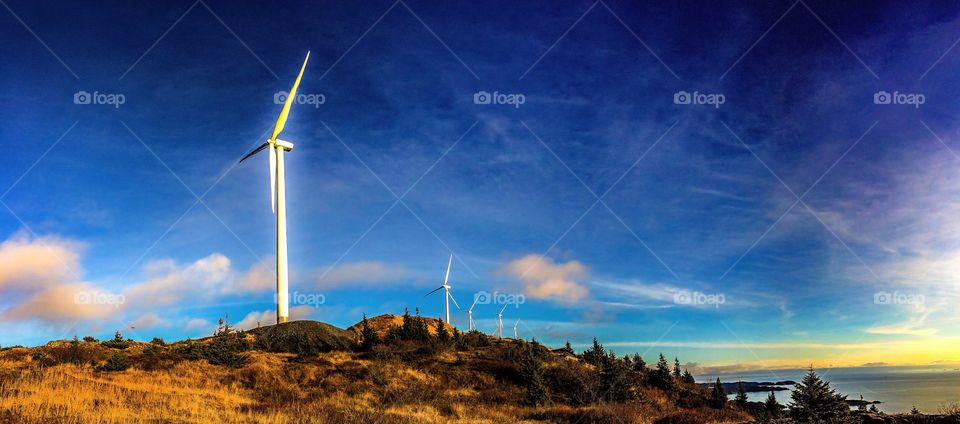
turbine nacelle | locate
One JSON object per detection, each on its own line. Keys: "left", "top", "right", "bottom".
{"left": 273, "top": 139, "right": 295, "bottom": 151}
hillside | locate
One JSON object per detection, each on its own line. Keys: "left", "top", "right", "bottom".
{"left": 0, "top": 316, "right": 954, "bottom": 423}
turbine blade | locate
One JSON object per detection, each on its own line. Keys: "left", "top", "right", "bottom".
{"left": 425, "top": 286, "right": 444, "bottom": 296}
{"left": 239, "top": 142, "right": 269, "bottom": 163}
{"left": 499, "top": 303, "right": 508, "bottom": 314}
{"left": 448, "top": 290, "right": 461, "bottom": 310}
{"left": 469, "top": 295, "right": 480, "bottom": 311}
{"left": 271, "top": 52, "right": 310, "bottom": 142}
{"left": 443, "top": 254, "right": 452, "bottom": 284}
{"left": 269, "top": 146, "right": 277, "bottom": 213}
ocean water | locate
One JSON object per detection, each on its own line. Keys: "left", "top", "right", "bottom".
{"left": 698, "top": 365, "right": 960, "bottom": 414}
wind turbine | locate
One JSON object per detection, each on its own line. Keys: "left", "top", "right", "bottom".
{"left": 239, "top": 52, "right": 310, "bottom": 324}
{"left": 467, "top": 296, "right": 480, "bottom": 332}
{"left": 496, "top": 303, "right": 507, "bottom": 338}
{"left": 426, "top": 254, "right": 460, "bottom": 324}
{"left": 513, "top": 318, "right": 520, "bottom": 339}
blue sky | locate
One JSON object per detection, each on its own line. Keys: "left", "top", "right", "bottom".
{"left": 2, "top": 0, "right": 960, "bottom": 371}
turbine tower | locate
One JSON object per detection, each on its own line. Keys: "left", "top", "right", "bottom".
{"left": 426, "top": 254, "right": 460, "bottom": 324}
{"left": 496, "top": 303, "right": 507, "bottom": 338}
{"left": 467, "top": 296, "right": 480, "bottom": 332}
{"left": 513, "top": 318, "right": 520, "bottom": 339}
{"left": 240, "top": 52, "right": 310, "bottom": 324}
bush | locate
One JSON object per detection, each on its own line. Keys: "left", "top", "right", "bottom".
{"left": 82, "top": 336, "right": 97, "bottom": 343}
{"left": 150, "top": 337, "right": 166, "bottom": 346}
{"left": 100, "top": 331, "right": 130, "bottom": 349}
{"left": 203, "top": 317, "right": 250, "bottom": 367}
{"left": 99, "top": 353, "right": 131, "bottom": 372}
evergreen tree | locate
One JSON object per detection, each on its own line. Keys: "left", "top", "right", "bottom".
{"left": 558, "top": 341, "right": 575, "bottom": 355}
{"left": 436, "top": 319, "right": 450, "bottom": 343}
{"left": 735, "top": 381, "right": 749, "bottom": 409}
{"left": 650, "top": 353, "right": 674, "bottom": 390}
{"left": 673, "top": 357, "right": 682, "bottom": 378}
{"left": 788, "top": 367, "right": 852, "bottom": 423}
{"left": 764, "top": 391, "right": 782, "bottom": 418}
{"left": 631, "top": 353, "right": 646, "bottom": 372}
{"left": 520, "top": 344, "right": 550, "bottom": 407}
{"left": 597, "top": 352, "right": 634, "bottom": 402}
{"left": 360, "top": 314, "right": 380, "bottom": 351}
{"left": 711, "top": 377, "right": 727, "bottom": 409}
{"left": 681, "top": 369, "right": 696, "bottom": 384}
{"left": 581, "top": 338, "right": 606, "bottom": 366}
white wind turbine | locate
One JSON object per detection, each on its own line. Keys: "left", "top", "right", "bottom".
{"left": 467, "top": 296, "right": 480, "bottom": 332}
{"left": 426, "top": 254, "right": 460, "bottom": 324}
{"left": 496, "top": 303, "right": 507, "bottom": 338}
{"left": 240, "top": 52, "right": 310, "bottom": 324}
{"left": 513, "top": 318, "right": 520, "bottom": 339}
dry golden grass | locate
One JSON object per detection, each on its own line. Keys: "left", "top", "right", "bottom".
{"left": 0, "top": 343, "right": 751, "bottom": 424}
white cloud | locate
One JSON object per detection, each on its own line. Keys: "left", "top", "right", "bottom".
{"left": 498, "top": 254, "right": 589, "bottom": 304}
{"left": 1, "top": 282, "right": 119, "bottom": 323}
{"left": 0, "top": 232, "right": 83, "bottom": 291}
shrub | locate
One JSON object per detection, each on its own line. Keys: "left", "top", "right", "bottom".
{"left": 150, "top": 337, "right": 165, "bottom": 346}
{"left": 100, "top": 331, "right": 130, "bottom": 349}
{"left": 99, "top": 353, "right": 131, "bottom": 372}
{"left": 203, "top": 317, "right": 250, "bottom": 367}
{"left": 82, "top": 336, "right": 98, "bottom": 343}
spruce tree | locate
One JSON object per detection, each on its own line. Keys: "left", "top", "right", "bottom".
{"left": 788, "top": 367, "right": 852, "bottom": 423}
{"left": 360, "top": 314, "right": 380, "bottom": 351}
{"left": 521, "top": 344, "right": 550, "bottom": 406}
{"left": 581, "top": 338, "right": 606, "bottom": 366}
{"left": 764, "top": 391, "right": 782, "bottom": 418}
{"left": 711, "top": 377, "right": 727, "bottom": 409}
{"left": 631, "top": 353, "right": 646, "bottom": 372}
{"left": 735, "top": 381, "right": 749, "bottom": 409}
{"left": 673, "top": 357, "right": 682, "bottom": 378}
{"left": 650, "top": 353, "right": 673, "bottom": 390}
{"left": 681, "top": 369, "right": 695, "bottom": 384}
{"left": 436, "top": 319, "right": 450, "bottom": 343}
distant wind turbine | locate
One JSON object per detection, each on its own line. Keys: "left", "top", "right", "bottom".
{"left": 496, "top": 303, "right": 507, "bottom": 338}
{"left": 426, "top": 254, "right": 460, "bottom": 324}
{"left": 513, "top": 318, "right": 520, "bottom": 339}
{"left": 467, "top": 296, "right": 480, "bottom": 331}
{"left": 239, "top": 52, "right": 310, "bottom": 324}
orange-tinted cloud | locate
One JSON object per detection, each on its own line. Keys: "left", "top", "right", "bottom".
{"left": 498, "top": 254, "right": 589, "bottom": 303}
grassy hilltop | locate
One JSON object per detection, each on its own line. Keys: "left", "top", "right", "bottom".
{"left": 0, "top": 312, "right": 956, "bottom": 423}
